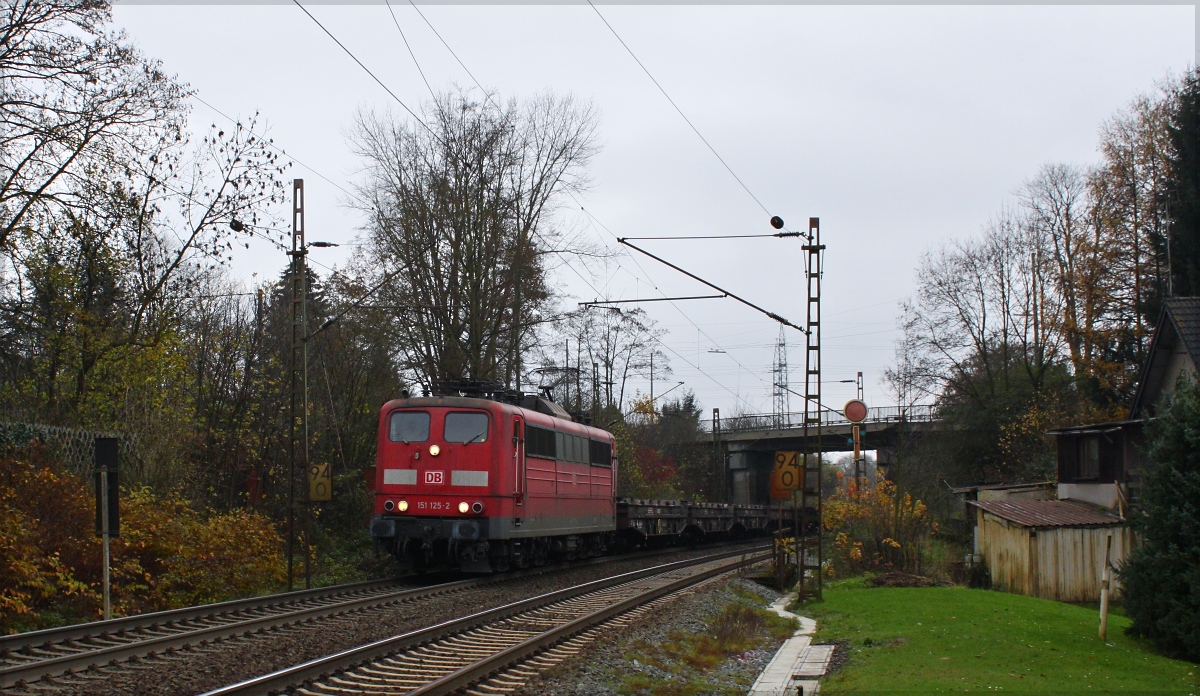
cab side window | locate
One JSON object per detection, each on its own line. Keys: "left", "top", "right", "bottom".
{"left": 526, "top": 425, "right": 556, "bottom": 458}
{"left": 589, "top": 439, "right": 612, "bottom": 467}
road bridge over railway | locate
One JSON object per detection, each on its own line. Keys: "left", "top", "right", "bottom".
{"left": 699, "top": 405, "right": 941, "bottom": 505}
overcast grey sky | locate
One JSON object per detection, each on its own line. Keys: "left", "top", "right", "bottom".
{"left": 112, "top": 3, "right": 1193, "bottom": 417}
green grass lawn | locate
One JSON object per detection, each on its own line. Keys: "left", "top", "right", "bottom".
{"left": 804, "top": 579, "right": 1199, "bottom": 694}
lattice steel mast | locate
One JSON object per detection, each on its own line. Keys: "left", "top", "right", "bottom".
{"left": 798, "top": 217, "right": 824, "bottom": 599}
{"left": 287, "top": 179, "right": 310, "bottom": 592}
{"left": 772, "top": 325, "right": 790, "bottom": 428}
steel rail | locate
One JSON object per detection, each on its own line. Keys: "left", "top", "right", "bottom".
{"left": 1, "top": 541, "right": 766, "bottom": 689}
{"left": 199, "top": 545, "right": 770, "bottom": 696}
{"left": 0, "top": 577, "right": 402, "bottom": 655}
{"left": 407, "top": 552, "right": 766, "bottom": 695}
{"left": 0, "top": 576, "right": 485, "bottom": 689}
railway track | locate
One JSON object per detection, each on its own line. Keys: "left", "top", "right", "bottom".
{"left": 0, "top": 578, "right": 388, "bottom": 676}
{"left": 0, "top": 542, "right": 766, "bottom": 691}
{"left": 203, "top": 546, "right": 769, "bottom": 696}
{"left": 0, "top": 572, "right": 506, "bottom": 690}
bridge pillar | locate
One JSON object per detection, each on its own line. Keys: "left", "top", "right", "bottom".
{"left": 875, "top": 446, "right": 897, "bottom": 481}
{"left": 728, "top": 449, "right": 774, "bottom": 506}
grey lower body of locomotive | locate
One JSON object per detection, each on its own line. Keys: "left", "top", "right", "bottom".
{"left": 370, "top": 498, "right": 774, "bottom": 572}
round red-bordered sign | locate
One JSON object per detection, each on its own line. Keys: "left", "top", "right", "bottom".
{"left": 844, "top": 399, "right": 868, "bottom": 423}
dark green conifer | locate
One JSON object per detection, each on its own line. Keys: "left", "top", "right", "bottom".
{"left": 1166, "top": 69, "right": 1200, "bottom": 296}
{"left": 1119, "top": 375, "right": 1200, "bottom": 659}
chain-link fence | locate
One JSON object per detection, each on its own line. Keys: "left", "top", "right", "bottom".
{"left": 0, "top": 421, "right": 142, "bottom": 477}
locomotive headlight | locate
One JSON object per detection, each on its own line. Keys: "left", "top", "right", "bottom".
{"left": 458, "top": 501, "right": 470, "bottom": 514}
{"left": 429, "top": 444, "right": 441, "bottom": 456}
{"left": 471, "top": 502, "right": 484, "bottom": 514}
{"left": 397, "top": 500, "right": 409, "bottom": 512}
{"left": 384, "top": 499, "right": 395, "bottom": 512}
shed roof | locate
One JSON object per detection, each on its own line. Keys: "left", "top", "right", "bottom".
{"left": 968, "top": 499, "right": 1124, "bottom": 528}
{"left": 950, "top": 481, "right": 1053, "bottom": 494}
{"left": 1046, "top": 420, "right": 1141, "bottom": 435}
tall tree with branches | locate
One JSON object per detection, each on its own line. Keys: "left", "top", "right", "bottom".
{"left": 350, "top": 89, "right": 598, "bottom": 391}
{"left": 1165, "top": 68, "right": 1200, "bottom": 298}
{"left": 0, "top": 0, "right": 188, "bottom": 251}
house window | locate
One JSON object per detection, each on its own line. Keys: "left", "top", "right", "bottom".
{"left": 1078, "top": 437, "right": 1099, "bottom": 479}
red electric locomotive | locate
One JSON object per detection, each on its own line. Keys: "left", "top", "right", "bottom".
{"left": 369, "top": 387, "right": 617, "bottom": 572}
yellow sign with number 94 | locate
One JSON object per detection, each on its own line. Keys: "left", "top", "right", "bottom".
{"left": 308, "top": 462, "right": 332, "bottom": 502}
{"left": 770, "top": 450, "right": 800, "bottom": 500}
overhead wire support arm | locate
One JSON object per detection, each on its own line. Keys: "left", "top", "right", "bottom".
{"left": 304, "top": 266, "right": 409, "bottom": 341}
{"left": 617, "top": 238, "right": 807, "bottom": 333}
{"left": 621, "top": 232, "right": 802, "bottom": 240}
{"left": 579, "top": 294, "right": 726, "bottom": 308}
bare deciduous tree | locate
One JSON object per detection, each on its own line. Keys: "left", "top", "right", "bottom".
{"left": 0, "top": 116, "right": 289, "bottom": 425}
{"left": 350, "top": 89, "right": 598, "bottom": 390}
{"left": 886, "top": 77, "right": 1187, "bottom": 486}
{"left": 537, "top": 306, "right": 668, "bottom": 415}
{"left": 0, "top": 0, "right": 189, "bottom": 250}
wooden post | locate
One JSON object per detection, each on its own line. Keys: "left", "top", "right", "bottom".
{"left": 94, "top": 438, "right": 118, "bottom": 621}
{"left": 1099, "top": 534, "right": 1113, "bottom": 640}
{"left": 776, "top": 505, "right": 784, "bottom": 590}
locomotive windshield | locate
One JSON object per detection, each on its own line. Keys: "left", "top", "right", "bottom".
{"left": 388, "top": 411, "right": 430, "bottom": 443}
{"left": 445, "top": 412, "right": 489, "bottom": 443}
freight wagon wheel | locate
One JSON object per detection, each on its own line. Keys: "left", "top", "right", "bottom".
{"left": 681, "top": 525, "right": 704, "bottom": 547}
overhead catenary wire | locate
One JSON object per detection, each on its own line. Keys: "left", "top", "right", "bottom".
{"left": 384, "top": 0, "right": 436, "bottom": 100}
{"left": 580, "top": 294, "right": 726, "bottom": 307}
{"left": 291, "top": 0, "right": 444, "bottom": 147}
{"left": 620, "top": 233, "right": 800, "bottom": 240}
{"left": 406, "top": 0, "right": 493, "bottom": 104}
{"left": 551, "top": 245, "right": 762, "bottom": 413}
{"left": 586, "top": 1, "right": 775, "bottom": 220}
{"left": 379, "top": 3, "right": 772, "bottom": 405}
{"left": 569, "top": 195, "right": 772, "bottom": 398}
{"left": 293, "top": 2, "right": 770, "bottom": 412}
{"left": 543, "top": 225, "right": 762, "bottom": 411}
{"left": 618, "top": 238, "right": 806, "bottom": 334}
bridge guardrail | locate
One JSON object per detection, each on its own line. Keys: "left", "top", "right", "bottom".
{"left": 698, "top": 404, "right": 938, "bottom": 434}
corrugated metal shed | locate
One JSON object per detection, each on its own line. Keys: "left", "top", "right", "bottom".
{"left": 970, "top": 500, "right": 1131, "bottom": 602}
{"left": 969, "top": 499, "right": 1123, "bottom": 528}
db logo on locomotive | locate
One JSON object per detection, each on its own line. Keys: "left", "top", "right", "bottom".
{"left": 424, "top": 470, "right": 444, "bottom": 485}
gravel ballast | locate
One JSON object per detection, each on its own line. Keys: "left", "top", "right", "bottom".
{"left": 28, "top": 544, "right": 764, "bottom": 696}
{"left": 510, "top": 568, "right": 791, "bottom": 696}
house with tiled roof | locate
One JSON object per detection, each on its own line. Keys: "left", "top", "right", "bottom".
{"left": 1131, "top": 296, "right": 1200, "bottom": 418}
{"left": 1048, "top": 297, "right": 1200, "bottom": 511}
{"left": 967, "top": 298, "right": 1200, "bottom": 602}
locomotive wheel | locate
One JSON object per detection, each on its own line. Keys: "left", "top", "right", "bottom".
{"left": 489, "top": 542, "right": 512, "bottom": 573}
{"left": 532, "top": 537, "right": 551, "bottom": 566}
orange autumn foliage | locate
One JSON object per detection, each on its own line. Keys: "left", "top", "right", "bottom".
{"left": 823, "top": 476, "right": 936, "bottom": 577}
{"left": 1, "top": 448, "right": 285, "bottom": 632}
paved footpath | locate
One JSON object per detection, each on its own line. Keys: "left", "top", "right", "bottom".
{"left": 747, "top": 595, "right": 834, "bottom": 696}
